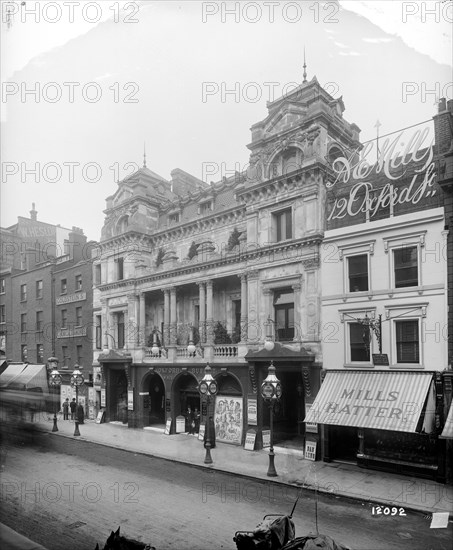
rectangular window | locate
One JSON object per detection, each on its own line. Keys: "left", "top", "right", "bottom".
{"left": 20, "top": 284, "right": 27, "bottom": 301}
{"left": 394, "top": 246, "right": 418, "bottom": 288}
{"left": 95, "top": 315, "right": 102, "bottom": 349}
{"left": 117, "top": 312, "right": 125, "bottom": 349}
{"left": 95, "top": 264, "right": 101, "bottom": 285}
{"left": 0, "top": 278, "right": 5, "bottom": 294}
{"left": 21, "top": 344, "right": 28, "bottom": 362}
{"left": 36, "top": 311, "right": 43, "bottom": 332}
{"left": 349, "top": 322, "right": 370, "bottom": 362}
{"left": 76, "top": 345, "right": 83, "bottom": 365}
{"left": 200, "top": 201, "right": 212, "bottom": 214}
{"left": 0, "top": 305, "right": 5, "bottom": 324}
{"left": 61, "top": 279, "right": 67, "bottom": 294}
{"left": 21, "top": 313, "right": 27, "bottom": 333}
{"left": 61, "top": 309, "right": 67, "bottom": 329}
{"left": 36, "top": 280, "right": 43, "bottom": 299}
{"left": 116, "top": 258, "right": 124, "bottom": 281}
{"left": 62, "top": 346, "right": 69, "bottom": 368}
{"left": 274, "top": 209, "right": 292, "bottom": 242}
{"left": 274, "top": 289, "right": 294, "bottom": 341}
{"left": 75, "top": 307, "right": 82, "bottom": 327}
{"left": 75, "top": 274, "right": 82, "bottom": 290}
{"left": 348, "top": 254, "right": 369, "bottom": 292}
{"left": 395, "top": 320, "right": 419, "bottom": 363}
{"left": 37, "top": 344, "right": 44, "bottom": 364}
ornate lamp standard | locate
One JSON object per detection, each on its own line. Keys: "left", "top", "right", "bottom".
{"left": 198, "top": 364, "right": 218, "bottom": 464}
{"left": 48, "top": 356, "right": 62, "bottom": 432}
{"left": 261, "top": 361, "right": 282, "bottom": 477}
{"left": 70, "top": 364, "right": 84, "bottom": 437}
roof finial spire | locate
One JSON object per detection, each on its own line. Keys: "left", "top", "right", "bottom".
{"left": 143, "top": 142, "right": 147, "bottom": 168}
{"left": 303, "top": 47, "right": 307, "bottom": 83}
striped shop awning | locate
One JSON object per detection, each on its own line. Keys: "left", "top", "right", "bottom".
{"left": 440, "top": 402, "right": 453, "bottom": 439}
{"left": 0, "top": 363, "right": 28, "bottom": 387}
{"left": 304, "top": 371, "right": 433, "bottom": 433}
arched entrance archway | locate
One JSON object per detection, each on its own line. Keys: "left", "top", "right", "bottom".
{"left": 172, "top": 372, "right": 200, "bottom": 428}
{"left": 143, "top": 373, "right": 165, "bottom": 426}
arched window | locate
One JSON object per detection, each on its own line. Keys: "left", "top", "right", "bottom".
{"left": 116, "top": 215, "right": 129, "bottom": 235}
{"left": 328, "top": 145, "right": 345, "bottom": 166}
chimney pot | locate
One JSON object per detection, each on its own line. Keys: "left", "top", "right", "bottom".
{"left": 438, "top": 97, "right": 447, "bottom": 113}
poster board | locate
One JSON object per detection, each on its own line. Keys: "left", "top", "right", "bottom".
{"left": 305, "top": 441, "right": 317, "bottom": 461}
{"left": 176, "top": 415, "right": 185, "bottom": 433}
{"left": 164, "top": 418, "right": 172, "bottom": 435}
{"left": 262, "top": 430, "right": 270, "bottom": 448}
{"left": 214, "top": 396, "right": 243, "bottom": 445}
{"left": 247, "top": 398, "right": 257, "bottom": 425}
{"left": 127, "top": 390, "right": 134, "bottom": 411}
{"left": 101, "top": 389, "right": 106, "bottom": 407}
{"left": 305, "top": 403, "right": 318, "bottom": 434}
{"left": 95, "top": 410, "right": 105, "bottom": 424}
{"left": 244, "top": 429, "right": 256, "bottom": 451}
{"left": 198, "top": 424, "right": 205, "bottom": 441}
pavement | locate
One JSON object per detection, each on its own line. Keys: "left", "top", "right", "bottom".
{"left": 26, "top": 415, "right": 452, "bottom": 519}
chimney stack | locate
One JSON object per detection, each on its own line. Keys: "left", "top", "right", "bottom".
{"left": 30, "top": 203, "right": 37, "bottom": 221}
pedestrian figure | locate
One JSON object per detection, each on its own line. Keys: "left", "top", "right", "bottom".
{"left": 194, "top": 408, "right": 200, "bottom": 434}
{"left": 63, "top": 398, "right": 69, "bottom": 420}
{"left": 187, "top": 406, "right": 195, "bottom": 434}
{"left": 70, "top": 398, "right": 76, "bottom": 420}
{"left": 76, "top": 403, "right": 84, "bottom": 424}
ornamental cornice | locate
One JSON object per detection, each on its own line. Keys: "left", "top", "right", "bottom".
{"left": 301, "top": 257, "right": 320, "bottom": 270}
{"left": 235, "top": 163, "right": 329, "bottom": 205}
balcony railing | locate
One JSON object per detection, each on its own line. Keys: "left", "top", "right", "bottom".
{"left": 213, "top": 345, "right": 238, "bottom": 358}
{"left": 176, "top": 347, "right": 204, "bottom": 359}
{"left": 143, "top": 347, "right": 167, "bottom": 359}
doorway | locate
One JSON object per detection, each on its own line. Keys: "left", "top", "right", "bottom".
{"left": 145, "top": 374, "right": 165, "bottom": 425}
{"left": 329, "top": 426, "right": 359, "bottom": 462}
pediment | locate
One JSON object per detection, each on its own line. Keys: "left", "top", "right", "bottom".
{"left": 264, "top": 102, "right": 307, "bottom": 137}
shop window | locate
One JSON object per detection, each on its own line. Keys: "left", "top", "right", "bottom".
{"left": 61, "top": 309, "right": 67, "bottom": 329}
{"left": 36, "top": 311, "right": 43, "bottom": 332}
{"left": 61, "top": 278, "right": 67, "bottom": 294}
{"left": 20, "top": 284, "right": 27, "bottom": 302}
{"left": 273, "top": 209, "right": 292, "bottom": 242}
{"left": 21, "top": 344, "right": 28, "bottom": 362}
{"left": 36, "top": 280, "right": 43, "bottom": 299}
{"left": 75, "top": 307, "right": 82, "bottom": 327}
{"left": 0, "top": 278, "right": 4, "bottom": 294}
{"left": 116, "top": 258, "right": 124, "bottom": 281}
{"left": 37, "top": 344, "right": 44, "bottom": 364}
{"left": 75, "top": 274, "right": 82, "bottom": 290}
{"left": 0, "top": 305, "right": 5, "bottom": 324}
{"left": 395, "top": 320, "right": 419, "bottom": 364}
{"left": 95, "top": 315, "right": 102, "bottom": 349}
{"left": 274, "top": 289, "right": 294, "bottom": 341}
{"left": 348, "top": 254, "right": 369, "bottom": 292}
{"left": 394, "top": 246, "right": 418, "bottom": 288}
{"left": 349, "top": 322, "right": 370, "bottom": 362}
{"left": 21, "top": 313, "right": 27, "bottom": 333}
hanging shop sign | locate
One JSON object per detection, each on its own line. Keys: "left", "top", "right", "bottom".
{"left": 372, "top": 354, "right": 389, "bottom": 366}
{"left": 214, "top": 396, "right": 243, "bottom": 445}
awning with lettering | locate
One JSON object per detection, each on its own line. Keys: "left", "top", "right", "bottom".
{"left": 0, "top": 363, "right": 48, "bottom": 392}
{"left": 304, "top": 371, "right": 433, "bottom": 433}
{"left": 440, "top": 402, "right": 453, "bottom": 439}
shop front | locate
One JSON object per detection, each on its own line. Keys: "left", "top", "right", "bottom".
{"left": 304, "top": 370, "right": 446, "bottom": 481}
{"left": 97, "top": 351, "right": 132, "bottom": 424}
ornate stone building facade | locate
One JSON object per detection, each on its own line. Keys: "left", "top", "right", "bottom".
{"left": 93, "top": 75, "right": 361, "bottom": 450}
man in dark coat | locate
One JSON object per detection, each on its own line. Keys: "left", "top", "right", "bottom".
{"left": 70, "top": 398, "right": 76, "bottom": 420}
{"left": 62, "top": 398, "right": 69, "bottom": 420}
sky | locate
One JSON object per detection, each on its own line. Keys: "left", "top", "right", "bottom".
{"left": 1, "top": 0, "right": 452, "bottom": 241}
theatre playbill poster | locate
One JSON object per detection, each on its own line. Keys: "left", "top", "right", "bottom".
{"left": 214, "top": 396, "right": 243, "bottom": 445}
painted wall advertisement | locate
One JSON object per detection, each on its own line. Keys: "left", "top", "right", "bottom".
{"left": 214, "top": 396, "right": 243, "bottom": 445}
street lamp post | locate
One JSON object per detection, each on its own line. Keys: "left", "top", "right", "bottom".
{"left": 70, "top": 364, "right": 85, "bottom": 437}
{"left": 48, "top": 356, "right": 62, "bottom": 432}
{"left": 198, "top": 363, "right": 218, "bottom": 464}
{"left": 261, "top": 361, "right": 282, "bottom": 477}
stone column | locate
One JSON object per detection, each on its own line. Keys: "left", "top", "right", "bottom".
{"left": 139, "top": 292, "right": 146, "bottom": 346}
{"left": 240, "top": 273, "right": 248, "bottom": 342}
{"left": 292, "top": 283, "right": 302, "bottom": 341}
{"left": 163, "top": 289, "right": 170, "bottom": 346}
{"left": 206, "top": 280, "right": 214, "bottom": 344}
{"left": 198, "top": 282, "right": 206, "bottom": 343}
{"left": 126, "top": 293, "right": 137, "bottom": 350}
{"left": 100, "top": 298, "right": 108, "bottom": 349}
{"left": 170, "top": 286, "right": 177, "bottom": 345}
